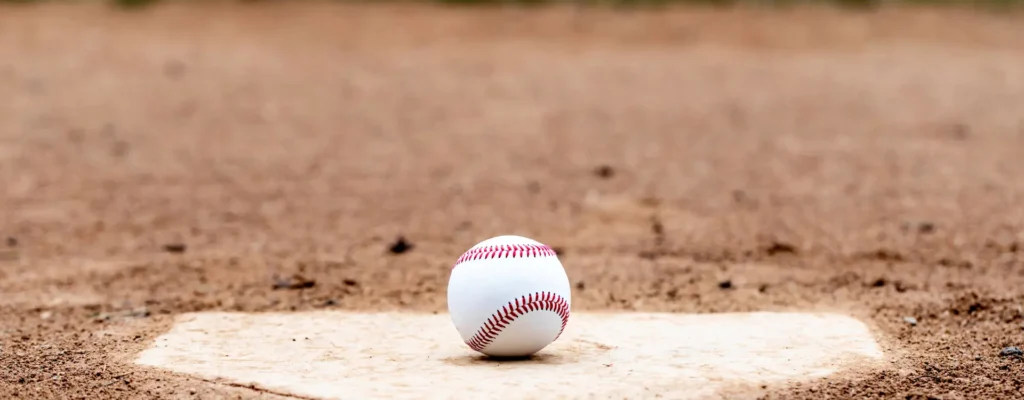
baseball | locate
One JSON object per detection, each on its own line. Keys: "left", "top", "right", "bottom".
{"left": 447, "top": 235, "right": 572, "bottom": 358}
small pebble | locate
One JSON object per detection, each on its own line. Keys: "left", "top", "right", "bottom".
{"left": 593, "top": 165, "right": 615, "bottom": 179}
{"left": 917, "top": 222, "right": 935, "bottom": 234}
{"left": 903, "top": 316, "right": 918, "bottom": 326}
{"left": 388, "top": 236, "right": 413, "bottom": 255}
{"left": 999, "top": 346, "right": 1022, "bottom": 357}
{"left": 273, "top": 275, "right": 315, "bottom": 290}
{"left": 163, "top": 243, "right": 187, "bottom": 254}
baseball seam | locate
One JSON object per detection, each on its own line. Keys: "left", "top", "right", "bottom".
{"left": 465, "top": 291, "right": 570, "bottom": 353}
{"left": 453, "top": 244, "right": 557, "bottom": 268}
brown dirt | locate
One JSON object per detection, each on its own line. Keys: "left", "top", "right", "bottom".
{"left": 1, "top": 2, "right": 1024, "bottom": 399}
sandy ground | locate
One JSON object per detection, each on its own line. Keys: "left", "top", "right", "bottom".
{"left": 1, "top": 2, "right": 1023, "bottom": 399}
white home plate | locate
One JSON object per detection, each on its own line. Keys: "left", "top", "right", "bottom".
{"left": 135, "top": 311, "right": 885, "bottom": 399}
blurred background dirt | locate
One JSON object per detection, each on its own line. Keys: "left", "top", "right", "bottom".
{"left": 1, "top": 2, "right": 1023, "bottom": 399}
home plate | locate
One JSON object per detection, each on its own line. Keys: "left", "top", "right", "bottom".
{"left": 135, "top": 311, "right": 885, "bottom": 399}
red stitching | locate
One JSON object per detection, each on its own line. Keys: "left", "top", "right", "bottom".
{"left": 453, "top": 244, "right": 557, "bottom": 268}
{"left": 465, "top": 291, "right": 570, "bottom": 353}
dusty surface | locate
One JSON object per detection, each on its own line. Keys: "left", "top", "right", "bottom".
{"left": 134, "top": 311, "right": 884, "bottom": 399}
{"left": 1, "top": 2, "right": 1023, "bottom": 399}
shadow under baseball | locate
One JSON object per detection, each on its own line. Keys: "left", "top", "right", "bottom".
{"left": 440, "top": 352, "right": 570, "bottom": 366}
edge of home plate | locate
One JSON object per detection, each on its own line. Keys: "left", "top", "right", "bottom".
{"left": 135, "top": 310, "right": 886, "bottom": 399}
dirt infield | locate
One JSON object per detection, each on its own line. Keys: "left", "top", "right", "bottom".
{"left": 1, "top": 2, "right": 1024, "bottom": 399}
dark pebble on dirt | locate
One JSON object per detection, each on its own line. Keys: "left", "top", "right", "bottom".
{"left": 343, "top": 279, "right": 358, "bottom": 287}
{"left": 650, "top": 219, "right": 664, "bottom": 236}
{"left": 163, "top": 243, "right": 187, "bottom": 253}
{"left": 387, "top": 236, "right": 413, "bottom": 254}
{"left": 593, "top": 165, "right": 615, "bottom": 179}
{"left": 718, "top": 280, "right": 733, "bottom": 290}
{"left": 6, "top": 237, "right": 16, "bottom": 247}
{"left": 765, "top": 241, "right": 797, "bottom": 255}
{"left": 273, "top": 275, "right": 316, "bottom": 290}
{"left": 575, "top": 281, "right": 585, "bottom": 290}
{"left": 917, "top": 222, "right": 935, "bottom": 234}
{"left": 999, "top": 346, "right": 1022, "bottom": 357}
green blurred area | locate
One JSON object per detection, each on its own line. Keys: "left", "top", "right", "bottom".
{"left": 0, "top": 0, "right": 1022, "bottom": 11}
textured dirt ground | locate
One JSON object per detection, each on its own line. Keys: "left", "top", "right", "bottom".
{"left": 1, "top": 2, "right": 1024, "bottom": 399}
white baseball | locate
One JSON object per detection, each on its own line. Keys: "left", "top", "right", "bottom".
{"left": 447, "top": 235, "right": 572, "bottom": 357}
